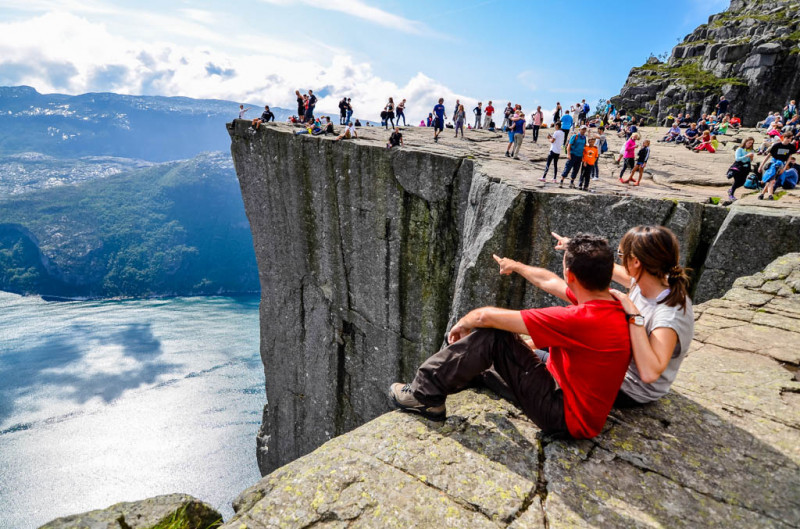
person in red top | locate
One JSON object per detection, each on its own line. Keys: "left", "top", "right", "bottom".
{"left": 484, "top": 100, "right": 495, "bottom": 129}
{"left": 389, "top": 234, "right": 631, "bottom": 439}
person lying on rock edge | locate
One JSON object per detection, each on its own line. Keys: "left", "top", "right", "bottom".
{"left": 389, "top": 234, "right": 632, "bottom": 440}
{"left": 553, "top": 226, "right": 694, "bottom": 408}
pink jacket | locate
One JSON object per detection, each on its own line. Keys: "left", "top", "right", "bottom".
{"left": 624, "top": 138, "right": 637, "bottom": 158}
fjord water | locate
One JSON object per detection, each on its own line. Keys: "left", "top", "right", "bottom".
{"left": 0, "top": 291, "right": 263, "bottom": 528}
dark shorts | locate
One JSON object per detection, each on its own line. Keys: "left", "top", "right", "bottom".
{"left": 434, "top": 118, "right": 444, "bottom": 132}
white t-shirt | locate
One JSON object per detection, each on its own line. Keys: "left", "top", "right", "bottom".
{"left": 549, "top": 130, "right": 565, "bottom": 153}
{"left": 621, "top": 283, "right": 695, "bottom": 403}
{"left": 238, "top": 108, "right": 248, "bottom": 119}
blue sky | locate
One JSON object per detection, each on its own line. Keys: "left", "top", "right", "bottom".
{"left": 0, "top": 0, "right": 729, "bottom": 122}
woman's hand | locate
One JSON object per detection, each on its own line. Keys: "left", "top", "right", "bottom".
{"left": 609, "top": 288, "right": 638, "bottom": 314}
{"left": 493, "top": 254, "right": 518, "bottom": 275}
{"left": 551, "top": 232, "right": 570, "bottom": 251}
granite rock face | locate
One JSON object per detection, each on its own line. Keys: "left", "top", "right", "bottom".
{"left": 221, "top": 254, "right": 800, "bottom": 528}
{"left": 39, "top": 493, "right": 222, "bottom": 529}
{"left": 611, "top": 0, "right": 800, "bottom": 125}
{"left": 229, "top": 121, "right": 800, "bottom": 474}
{"left": 229, "top": 123, "right": 800, "bottom": 475}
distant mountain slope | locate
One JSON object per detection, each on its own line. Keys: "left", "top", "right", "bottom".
{"left": 0, "top": 152, "right": 258, "bottom": 298}
{"left": 0, "top": 152, "right": 154, "bottom": 196}
{"left": 0, "top": 86, "right": 290, "bottom": 162}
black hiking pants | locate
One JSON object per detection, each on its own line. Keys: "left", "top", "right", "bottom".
{"left": 409, "top": 328, "right": 570, "bottom": 436}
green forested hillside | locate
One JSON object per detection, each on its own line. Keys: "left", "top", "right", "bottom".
{"left": 0, "top": 152, "right": 258, "bottom": 297}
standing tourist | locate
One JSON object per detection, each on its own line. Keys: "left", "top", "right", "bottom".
{"left": 619, "top": 133, "right": 640, "bottom": 182}
{"left": 473, "top": 102, "right": 483, "bottom": 129}
{"left": 295, "top": 90, "right": 304, "bottom": 121}
{"left": 484, "top": 101, "right": 495, "bottom": 129}
{"left": 540, "top": 123, "right": 565, "bottom": 182}
{"left": 590, "top": 126, "right": 607, "bottom": 180}
{"left": 455, "top": 104, "right": 466, "bottom": 138}
{"left": 577, "top": 138, "right": 599, "bottom": 191}
{"left": 531, "top": 106, "right": 544, "bottom": 143}
{"left": 305, "top": 90, "right": 317, "bottom": 122}
{"left": 432, "top": 98, "right": 446, "bottom": 143}
{"left": 345, "top": 98, "right": 353, "bottom": 126}
{"left": 338, "top": 98, "right": 348, "bottom": 125}
{"left": 384, "top": 98, "right": 395, "bottom": 129}
{"left": 560, "top": 110, "right": 573, "bottom": 147}
{"left": 502, "top": 102, "right": 513, "bottom": 131}
{"left": 560, "top": 125, "right": 588, "bottom": 188}
{"left": 238, "top": 104, "right": 249, "bottom": 119}
{"left": 553, "top": 102, "right": 562, "bottom": 124}
{"left": 510, "top": 109, "right": 526, "bottom": 158}
{"left": 396, "top": 99, "right": 407, "bottom": 126}
{"left": 726, "top": 137, "right": 756, "bottom": 203}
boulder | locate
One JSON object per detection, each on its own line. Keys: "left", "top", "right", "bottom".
{"left": 718, "top": 43, "right": 750, "bottom": 63}
{"left": 39, "top": 494, "right": 221, "bottom": 529}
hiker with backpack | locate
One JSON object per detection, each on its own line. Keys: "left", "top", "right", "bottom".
{"left": 559, "top": 125, "right": 588, "bottom": 188}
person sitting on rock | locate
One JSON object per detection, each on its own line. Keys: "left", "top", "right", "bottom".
{"left": 782, "top": 114, "right": 799, "bottom": 135}
{"left": 683, "top": 124, "right": 700, "bottom": 149}
{"left": 251, "top": 105, "right": 275, "bottom": 131}
{"left": 386, "top": 127, "right": 403, "bottom": 149}
{"left": 553, "top": 226, "right": 694, "bottom": 408}
{"left": 776, "top": 155, "right": 799, "bottom": 191}
{"left": 333, "top": 121, "right": 358, "bottom": 142}
{"left": 661, "top": 123, "right": 682, "bottom": 143}
{"left": 693, "top": 130, "right": 716, "bottom": 153}
{"left": 730, "top": 115, "right": 741, "bottom": 129}
{"left": 712, "top": 116, "right": 729, "bottom": 135}
{"left": 757, "top": 112, "right": 780, "bottom": 129}
{"left": 758, "top": 132, "right": 797, "bottom": 200}
{"left": 389, "top": 234, "right": 631, "bottom": 440}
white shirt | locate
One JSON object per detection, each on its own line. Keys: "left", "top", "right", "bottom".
{"left": 620, "top": 283, "right": 695, "bottom": 403}
{"left": 549, "top": 130, "right": 564, "bottom": 153}
{"left": 238, "top": 108, "right": 248, "bottom": 119}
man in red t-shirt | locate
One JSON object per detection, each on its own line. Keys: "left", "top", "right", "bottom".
{"left": 389, "top": 234, "right": 631, "bottom": 439}
{"left": 484, "top": 100, "right": 495, "bottom": 129}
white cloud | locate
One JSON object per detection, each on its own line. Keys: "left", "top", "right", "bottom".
{"left": 258, "top": 0, "right": 430, "bottom": 35}
{"left": 0, "top": 11, "right": 470, "bottom": 123}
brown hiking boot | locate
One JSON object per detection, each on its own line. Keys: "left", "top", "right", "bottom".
{"left": 389, "top": 383, "right": 446, "bottom": 421}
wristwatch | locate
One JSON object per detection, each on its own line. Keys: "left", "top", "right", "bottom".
{"left": 626, "top": 313, "right": 645, "bottom": 326}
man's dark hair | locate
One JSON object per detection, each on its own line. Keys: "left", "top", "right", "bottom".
{"left": 564, "top": 233, "right": 614, "bottom": 291}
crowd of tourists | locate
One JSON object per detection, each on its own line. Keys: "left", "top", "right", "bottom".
{"left": 236, "top": 89, "right": 798, "bottom": 203}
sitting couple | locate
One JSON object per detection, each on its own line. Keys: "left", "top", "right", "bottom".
{"left": 390, "top": 226, "right": 694, "bottom": 439}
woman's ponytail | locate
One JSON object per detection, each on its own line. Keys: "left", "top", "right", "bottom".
{"left": 666, "top": 264, "right": 691, "bottom": 311}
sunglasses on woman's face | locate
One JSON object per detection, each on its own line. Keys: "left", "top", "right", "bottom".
{"left": 616, "top": 250, "right": 625, "bottom": 261}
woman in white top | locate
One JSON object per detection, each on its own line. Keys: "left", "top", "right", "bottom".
{"left": 609, "top": 225, "right": 694, "bottom": 406}
{"left": 554, "top": 225, "right": 695, "bottom": 406}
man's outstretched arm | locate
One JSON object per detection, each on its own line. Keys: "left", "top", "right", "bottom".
{"left": 493, "top": 254, "right": 569, "bottom": 302}
{"left": 448, "top": 307, "right": 527, "bottom": 344}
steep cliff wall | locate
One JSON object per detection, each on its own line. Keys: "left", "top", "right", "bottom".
{"left": 229, "top": 122, "right": 800, "bottom": 474}
{"left": 611, "top": 0, "right": 800, "bottom": 125}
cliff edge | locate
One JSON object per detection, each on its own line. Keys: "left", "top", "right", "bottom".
{"left": 221, "top": 254, "right": 800, "bottom": 528}
{"left": 228, "top": 122, "right": 800, "bottom": 475}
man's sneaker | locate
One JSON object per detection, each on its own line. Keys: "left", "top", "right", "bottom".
{"left": 505, "top": 151, "right": 511, "bottom": 157}
{"left": 569, "top": 181, "right": 576, "bottom": 189}
{"left": 389, "top": 383, "right": 446, "bottom": 421}
{"left": 434, "top": 136, "right": 439, "bottom": 143}
{"left": 728, "top": 191, "right": 737, "bottom": 202}
{"left": 559, "top": 179, "right": 564, "bottom": 188}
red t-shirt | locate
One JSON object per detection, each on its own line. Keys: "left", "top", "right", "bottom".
{"left": 485, "top": 105, "right": 494, "bottom": 116}
{"left": 520, "top": 289, "right": 631, "bottom": 438}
